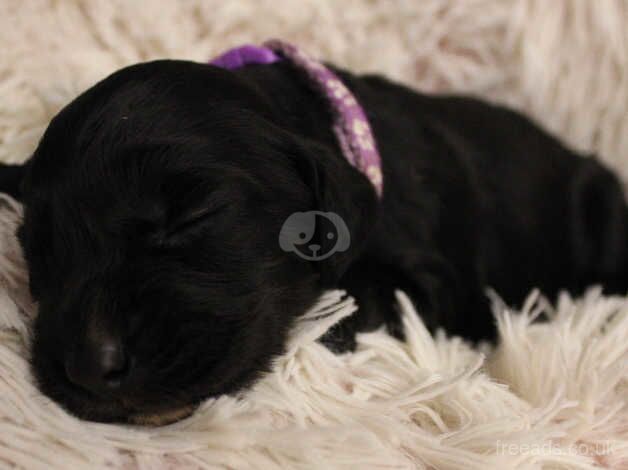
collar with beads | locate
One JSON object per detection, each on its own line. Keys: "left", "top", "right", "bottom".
{"left": 210, "top": 39, "right": 383, "bottom": 197}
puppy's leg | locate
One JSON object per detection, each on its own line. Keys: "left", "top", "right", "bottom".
{"left": 320, "top": 258, "right": 407, "bottom": 352}
{"left": 390, "top": 254, "right": 495, "bottom": 343}
{"left": 321, "top": 255, "right": 494, "bottom": 352}
{"left": 0, "top": 164, "right": 25, "bottom": 200}
{"left": 570, "top": 157, "right": 628, "bottom": 293}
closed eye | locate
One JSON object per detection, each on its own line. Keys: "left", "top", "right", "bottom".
{"left": 166, "top": 206, "right": 216, "bottom": 237}
{"left": 152, "top": 202, "right": 228, "bottom": 247}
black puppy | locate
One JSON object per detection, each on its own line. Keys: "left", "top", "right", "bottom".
{"left": 3, "top": 56, "right": 628, "bottom": 424}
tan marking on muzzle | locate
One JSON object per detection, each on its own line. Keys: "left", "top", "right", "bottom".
{"left": 128, "top": 404, "right": 197, "bottom": 426}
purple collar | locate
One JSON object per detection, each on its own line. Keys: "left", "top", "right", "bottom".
{"left": 210, "top": 40, "right": 383, "bottom": 197}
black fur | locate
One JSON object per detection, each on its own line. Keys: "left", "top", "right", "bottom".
{"left": 3, "top": 58, "right": 628, "bottom": 423}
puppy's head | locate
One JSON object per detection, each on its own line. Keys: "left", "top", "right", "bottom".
{"left": 19, "top": 61, "right": 376, "bottom": 424}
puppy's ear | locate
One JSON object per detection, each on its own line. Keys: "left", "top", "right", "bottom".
{"left": 292, "top": 138, "right": 378, "bottom": 286}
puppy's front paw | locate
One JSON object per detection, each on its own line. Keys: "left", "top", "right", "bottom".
{"left": 319, "top": 320, "right": 357, "bottom": 353}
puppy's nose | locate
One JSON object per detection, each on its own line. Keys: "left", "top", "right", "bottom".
{"left": 308, "top": 243, "right": 321, "bottom": 253}
{"left": 65, "top": 337, "right": 131, "bottom": 395}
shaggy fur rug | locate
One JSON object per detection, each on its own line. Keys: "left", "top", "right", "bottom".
{"left": 1, "top": 1, "right": 627, "bottom": 468}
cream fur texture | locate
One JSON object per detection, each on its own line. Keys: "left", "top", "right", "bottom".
{"left": 0, "top": 1, "right": 627, "bottom": 469}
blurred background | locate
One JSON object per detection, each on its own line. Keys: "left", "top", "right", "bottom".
{"left": 1, "top": 0, "right": 627, "bottom": 180}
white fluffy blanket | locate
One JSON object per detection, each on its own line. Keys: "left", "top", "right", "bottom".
{"left": 0, "top": 1, "right": 627, "bottom": 469}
